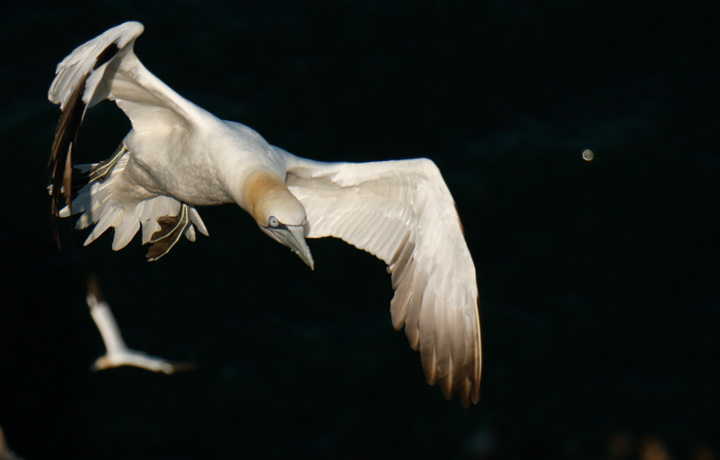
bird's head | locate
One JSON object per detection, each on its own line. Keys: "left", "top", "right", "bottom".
{"left": 245, "top": 172, "right": 314, "bottom": 269}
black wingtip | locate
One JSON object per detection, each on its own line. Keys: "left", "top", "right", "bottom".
{"left": 50, "top": 80, "right": 85, "bottom": 248}
{"left": 48, "top": 41, "right": 121, "bottom": 250}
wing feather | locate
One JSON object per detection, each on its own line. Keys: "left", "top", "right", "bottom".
{"left": 285, "top": 154, "right": 481, "bottom": 405}
{"left": 48, "top": 23, "right": 142, "bottom": 243}
{"left": 48, "top": 21, "right": 204, "bottom": 247}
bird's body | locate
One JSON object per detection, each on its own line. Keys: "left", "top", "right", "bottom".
{"left": 109, "top": 121, "right": 272, "bottom": 206}
{"left": 125, "top": 116, "right": 286, "bottom": 208}
{"left": 48, "top": 22, "right": 482, "bottom": 406}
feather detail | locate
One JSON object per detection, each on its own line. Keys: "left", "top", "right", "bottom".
{"left": 286, "top": 155, "right": 481, "bottom": 406}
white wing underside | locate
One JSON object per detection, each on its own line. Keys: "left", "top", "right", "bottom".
{"left": 48, "top": 21, "right": 195, "bottom": 132}
{"left": 285, "top": 154, "right": 481, "bottom": 405}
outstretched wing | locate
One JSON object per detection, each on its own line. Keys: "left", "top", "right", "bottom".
{"left": 284, "top": 153, "right": 481, "bottom": 406}
{"left": 48, "top": 21, "right": 201, "bottom": 244}
{"left": 86, "top": 276, "right": 127, "bottom": 354}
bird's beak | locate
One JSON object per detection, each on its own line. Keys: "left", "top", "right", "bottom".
{"left": 261, "top": 224, "right": 315, "bottom": 270}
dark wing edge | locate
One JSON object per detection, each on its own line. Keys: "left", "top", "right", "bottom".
{"left": 48, "top": 42, "right": 120, "bottom": 247}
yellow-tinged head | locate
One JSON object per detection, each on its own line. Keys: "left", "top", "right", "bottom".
{"left": 244, "top": 171, "right": 314, "bottom": 269}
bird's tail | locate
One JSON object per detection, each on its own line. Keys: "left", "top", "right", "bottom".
{"left": 51, "top": 145, "right": 208, "bottom": 258}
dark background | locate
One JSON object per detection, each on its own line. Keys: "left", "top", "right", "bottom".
{"left": 0, "top": 1, "right": 717, "bottom": 458}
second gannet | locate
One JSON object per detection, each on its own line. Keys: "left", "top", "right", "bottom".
{"left": 86, "top": 276, "right": 184, "bottom": 374}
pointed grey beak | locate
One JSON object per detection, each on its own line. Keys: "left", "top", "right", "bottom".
{"left": 260, "top": 224, "right": 315, "bottom": 270}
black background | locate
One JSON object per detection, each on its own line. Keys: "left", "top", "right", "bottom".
{"left": 0, "top": 1, "right": 717, "bottom": 458}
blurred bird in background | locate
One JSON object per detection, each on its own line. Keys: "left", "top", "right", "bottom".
{"left": 86, "top": 276, "right": 193, "bottom": 374}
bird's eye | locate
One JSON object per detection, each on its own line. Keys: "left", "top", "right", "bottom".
{"left": 268, "top": 216, "right": 279, "bottom": 228}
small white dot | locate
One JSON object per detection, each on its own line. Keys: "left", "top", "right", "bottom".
{"left": 582, "top": 149, "right": 594, "bottom": 161}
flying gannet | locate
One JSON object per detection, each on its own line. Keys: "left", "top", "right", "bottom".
{"left": 48, "top": 22, "right": 481, "bottom": 406}
{"left": 86, "top": 276, "right": 186, "bottom": 374}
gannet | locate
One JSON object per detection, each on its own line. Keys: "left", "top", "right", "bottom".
{"left": 48, "top": 22, "right": 482, "bottom": 406}
{"left": 86, "top": 276, "right": 182, "bottom": 374}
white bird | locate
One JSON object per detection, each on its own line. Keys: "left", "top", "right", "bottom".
{"left": 86, "top": 276, "right": 179, "bottom": 374}
{"left": 48, "top": 22, "right": 481, "bottom": 406}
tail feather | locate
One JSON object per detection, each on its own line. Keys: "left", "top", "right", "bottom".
{"left": 85, "top": 206, "right": 122, "bottom": 245}
{"left": 139, "top": 196, "right": 178, "bottom": 244}
{"left": 184, "top": 225, "right": 197, "bottom": 242}
{"left": 188, "top": 207, "right": 209, "bottom": 236}
{"left": 56, "top": 155, "right": 208, "bottom": 255}
{"left": 140, "top": 200, "right": 156, "bottom": 243}
{"left": 111, "top": 210, "right": 141, "bottom": 250}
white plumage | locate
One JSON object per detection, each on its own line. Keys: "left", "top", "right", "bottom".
{"left": 48, "top": 22, "right": 481, "bottom": 405}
